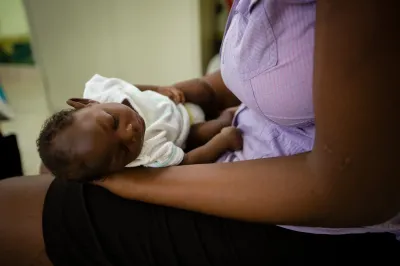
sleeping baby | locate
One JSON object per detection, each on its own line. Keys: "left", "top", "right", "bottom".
{"left": 37, "top": 74, "right": 242, "bottom": 182}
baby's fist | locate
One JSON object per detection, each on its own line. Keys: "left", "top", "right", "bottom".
{"left": 220, "top": 126, "right": 243, "bottom": 151}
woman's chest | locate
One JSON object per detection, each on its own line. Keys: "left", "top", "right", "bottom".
{"left": 221, "top": 0, "right": 316, "bottom": 126}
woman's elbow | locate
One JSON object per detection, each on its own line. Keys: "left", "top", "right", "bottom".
{"left": 308, "top": 152, "right": 399, "bottom": 227}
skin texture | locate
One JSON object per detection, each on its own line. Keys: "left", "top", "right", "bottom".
{"left": 97, "top": 0, "right": 400, "bottom": 228}
{"left": 0, "top": 175, "right": 53, "bottom": 266}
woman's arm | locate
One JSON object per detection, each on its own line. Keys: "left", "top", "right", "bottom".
{"left": 136, "top": 70, "right": 240, "bottom": 118}
{"left": 174, "top": 70, "right": 241, "bottom": 115}
{"left": 98, "top": 0, "right": 399, "bottom": 227}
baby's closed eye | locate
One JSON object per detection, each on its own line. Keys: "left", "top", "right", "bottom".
{"left": 106, "top": 112, "right": 119, "bottom": 130}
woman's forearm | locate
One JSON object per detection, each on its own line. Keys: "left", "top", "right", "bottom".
{"left": 136, "top": 71, "right": 240, "bottom": 117}
{"left": 134, "top": 84, "right": 159, "bottom": 92}
{"left": 101, "top": 155, "right": 321, "bottom": 225}
{"left": 99, "top": 153, "right": 396, "bottom": 228}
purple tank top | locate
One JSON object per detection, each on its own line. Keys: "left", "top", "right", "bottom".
{"left": 219, "top": 0, "right": 400, "bottom": 238}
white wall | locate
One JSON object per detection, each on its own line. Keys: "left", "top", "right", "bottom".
{"left": 25, "top": 0, "right": 204, "bottom": 112}
{"left": 0, "top": 0, "right": 29, "bottom": 37}
{"left": 0, "top": 0, "right": 211, "bottom": 175}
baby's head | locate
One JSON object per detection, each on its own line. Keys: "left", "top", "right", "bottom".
{"left": 37, "top": 98, "right": 145, "bottom": 182}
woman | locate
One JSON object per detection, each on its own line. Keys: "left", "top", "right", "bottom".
{"left": 1, "top": 0, "right": 399, "bottom": 265}
{"left": 100, "top": 0, "right": 400, "bottom": 231}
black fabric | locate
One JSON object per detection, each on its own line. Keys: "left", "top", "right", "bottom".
{"left": 43, "top": 178, "right": 400, "bottom": 266}
{"left": 0, "top": 134, "right": 23, "bottom": 180}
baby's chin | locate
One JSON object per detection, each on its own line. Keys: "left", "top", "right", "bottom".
{"left": 126, "top": 140, "right": 144, "bottom": 163}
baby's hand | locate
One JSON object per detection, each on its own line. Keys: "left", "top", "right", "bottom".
{"left": 156, "top": 86, "right": 185, "bottom": 104}
{"left": 220, "top": 126, "right": 243, "bottom": 151}
{"left": 218, "top": 106, "right": 240, "bottom": 127}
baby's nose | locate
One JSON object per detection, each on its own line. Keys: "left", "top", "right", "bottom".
{"left": 122, "top": 123, "right": 135, "bottom": 143}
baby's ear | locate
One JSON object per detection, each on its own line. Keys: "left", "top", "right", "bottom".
{"left": 66, "top": 98, "right": 99, "bottom": 109}
{"left": 121, "top": 98, "right": 134, "bottom": 110}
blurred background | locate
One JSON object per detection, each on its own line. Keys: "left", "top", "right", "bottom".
{"left": 0, "top": 0, "right": 232, "bottom": 178}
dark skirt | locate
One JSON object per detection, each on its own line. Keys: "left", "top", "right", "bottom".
{"left": 43, "top": 178, "right": 399, "bottom": 266}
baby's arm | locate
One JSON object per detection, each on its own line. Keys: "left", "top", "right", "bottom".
{"left": 186, "top": 107, "right": 238, "bottom": 150}
{"left": 180, "top": 127, "right": 242, "bottom": 165}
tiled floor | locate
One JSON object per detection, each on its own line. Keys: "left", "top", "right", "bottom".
{"left": 0, "top": 65, "right": 50, "bottom": 175}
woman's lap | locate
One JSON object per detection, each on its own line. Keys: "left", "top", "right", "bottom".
{"left": 43, "top": 178, "right": 399, "bottom": 266}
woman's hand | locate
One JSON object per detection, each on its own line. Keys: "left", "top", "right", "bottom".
{"left": 93, "top": 170, "right": 141, "bottom": 200}
{"left": 156, "top": 86, "right": 185, "bottom": 104}
{"left": 93, "top": 174, "right": 133, "bottom": 199}
{"left": 93, "top": 167, "right": 164, "bottom": 195}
